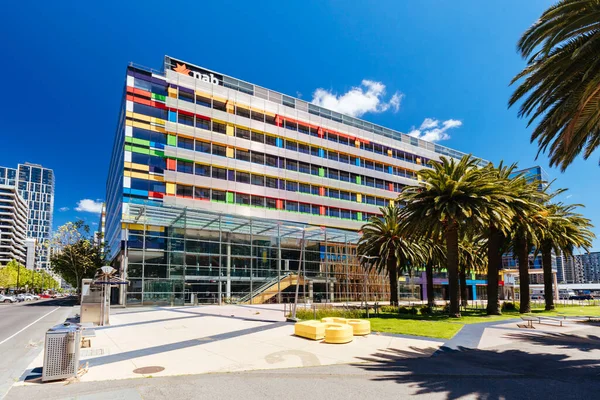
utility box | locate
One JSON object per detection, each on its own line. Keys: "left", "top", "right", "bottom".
{"left": 42, "top": 323, "right": 82, "bottom": 382}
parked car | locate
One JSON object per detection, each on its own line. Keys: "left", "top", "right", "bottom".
{"left": 0, "top": 294, "right": 17, "bottom": 303}
{"left": 570, "top": 294, "right": 595, "bottom": 300}
{"left": 31, "top": 294, "right": 40, "bottom": 300}
{"left": 39, "top": 293, "right": 52, "bottom": 299}
{"left": 531, "top": 294, "right": 544, "bottom": 300}
{"left": 16, "top": 293, "right": 36, "bottom": 301}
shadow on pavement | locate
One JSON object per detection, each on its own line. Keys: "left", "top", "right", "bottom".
{"left": 22, "top": 297, "right": 77, "bottom": 307}
{"left": 353, "top": 345, "right": 600, "bottom": 399}
{"left": 504, "top": 332, "right": 600, "bottom": 352}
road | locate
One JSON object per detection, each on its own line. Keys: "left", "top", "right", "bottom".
{"left": 0, "top": 298, "right": 75, "bottom": 399}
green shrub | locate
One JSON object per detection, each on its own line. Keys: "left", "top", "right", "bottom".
{"left": 420, "top": 305, "right": 434, "bottom": 315}
{"left": 294, "top": 307, "right": 363, "bottom": 320}
{"left": 380, "top": 305, "right": 398, "bottom": 313}
{"left": 398, "top": 306, "right": 411, "bottom": 314}
{"left": 501, "top": 302, "right": 519, "bottom": 312}
{"left": 409, "top": 306, "right": 419, "bottom": 315}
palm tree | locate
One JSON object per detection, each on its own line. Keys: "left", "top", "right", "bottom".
{"left": 507, "top": 183, "right": 548, "bottom": 314}
{"left": 483, "top": 163, "right": 520, "bottom": 315}
{"left": 510, "top": 0, "right": 600, "bottom": 170}
{"left": 398, "top": 155, "right": 513, "bottom": 317}
{"left": 357, "top": 204, "right": 420, "bottom": 306}
{"left": 537, "top": 202, "right": 595, "bottom": 310}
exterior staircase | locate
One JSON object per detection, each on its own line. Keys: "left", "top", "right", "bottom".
{"left": 239, "top": 273, "right": 304, "bottom": 304}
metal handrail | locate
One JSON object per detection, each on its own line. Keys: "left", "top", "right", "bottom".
{"left": 238, "top": 272, "right": 292, "bottom": 303}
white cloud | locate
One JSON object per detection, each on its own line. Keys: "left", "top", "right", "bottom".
{"left": 311, "top": 80, "right": 402, "bottom": 118}
{"left": 75, "top": 199, "right": 103, "bottom": 213}
{"left": 59, "top": 207, "right": 70, "bottom": 212}
{"left": 566, "top": 194, "right": 573, "bottom": 199}
{"left": 408, "top": 118, "right": 463, "bottom": 142}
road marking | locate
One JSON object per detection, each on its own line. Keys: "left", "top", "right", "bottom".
{"left": 0, "top": 307, "right": 60, "bottom": 346}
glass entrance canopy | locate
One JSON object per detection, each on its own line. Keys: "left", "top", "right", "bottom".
{"left": 119, "top": 204, "right": 388, "bottom": 306}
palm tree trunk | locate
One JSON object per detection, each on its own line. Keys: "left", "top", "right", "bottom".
{"left": 460, "top": 265, "right": 468, "bottom": 308}
{"left": 388, "top": 258, "right": 399, "bottom": 306}
{"left": 541, "top": 240, "right": 555, "bottom": 311}
{"left": 517, "top": 233, "right": 531, "bottom": 313}
{"left": 486, "top": 225, "right": 502, "bottom": 315}
{"left": 445, "top": 222, "right": 461, "bottom": 317}
{"left": 425, "top": 261, "right": 435, "bottom": 307}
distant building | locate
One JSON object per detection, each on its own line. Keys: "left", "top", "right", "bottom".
{"left": 24, "top": 238, "right": 36, "bottom": 270}
{"left": 563, "top": 254, "right": 585, "bottom": 283}
{"left": 0, "top": 163, "right": 55, "bottom": 270}
{"left": 0, "top": 185, "right": 28, "bottom": 265}
{"left": 94, "top": 203, "right": 106, "bottom": 249}
{"left": 576, "top": 252, "right": 600, "bottom": 283}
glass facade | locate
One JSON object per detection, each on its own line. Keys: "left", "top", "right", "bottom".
{"left": 106, "top": 56, "right": 486, "bottom": 305}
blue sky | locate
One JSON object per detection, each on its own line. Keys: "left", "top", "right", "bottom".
{"left": 0, "top": 0, "right": 598, "bottom": 250}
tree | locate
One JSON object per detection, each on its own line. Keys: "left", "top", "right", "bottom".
{"left": 398, "top": 155, "right": 513, "bottom": 317}
{"left": 458, "top": 235, "right": 487, "bottom": 307}
{"left": 420, "top": 236, "right": 445, "bottom": 307}
{"left": 357, "top": 204, "right": 420, "bottom": 306}
{"left": 537, "top": 202, "right": 595, "bottom": 310}
{"left": 510, "top": 0, "right": 600, "bottom": 170}
{"left": 49, "top": 220, "right": 107, "bottom": 294}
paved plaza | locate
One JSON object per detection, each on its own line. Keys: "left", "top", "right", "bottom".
{"left": 6, "top": 305, "right": 600, "bottom": 399}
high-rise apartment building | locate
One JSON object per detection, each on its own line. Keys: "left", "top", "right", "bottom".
{"left": 576, "top": 252, "right": 600, "bottom": 283}
{"left": 0, "top": 163, "right": 55, "bottom": 269}
{"left": 105, "top": 56, "right": 486, "bottom": 305}
{"left": 0, "top": 185, "right": 28, "bottom": 266}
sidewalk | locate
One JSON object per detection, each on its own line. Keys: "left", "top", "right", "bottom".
{"left": 17, "top": 304, "right": 441, "bottom": 385}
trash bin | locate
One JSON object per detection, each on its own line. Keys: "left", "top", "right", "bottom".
{"left": 42, "top": 322, "right": 82, "bottom": 382}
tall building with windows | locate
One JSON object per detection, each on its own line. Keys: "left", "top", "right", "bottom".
{"left": 105, "top": 56, "right": 486, "bottom": 305}
{"left": 0, "top": 163, "right": 55, "bottom": 270}
{"left": 0, "top": 185, "right": 28, "bottom": 266}
{"left": 577, "top": 252, "right": 600, "bottom": 283}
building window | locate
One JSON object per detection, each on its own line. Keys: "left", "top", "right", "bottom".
{"left": 285, "top": 140, "right": 297, "bottom": 151}
{"left": 212, "top": 190, "right": 226, "bottom": 202}
{"left": 177, "top": 161, "right": 193, "bottom": 174}
{"left": 178, "top": 113, "right": 194, "bottom": 126}
{"left": 251, "top": 152, "right": 265, "bottom": 165}
{"left": 236, "top": 127, "right": 250, "bottom": 140}
{"left": 196, "top": 141, "right": 211, "bottom": 153}
{"left": 251, "top": 131, "right": 264, "bottom": 143}
{"left": 265, "top": 135, "right": 277, "bottom": 147}
{"left": 286, "top": 160, "right": 298, "bottom": 172}
{"left": 177, "top": 137, "right": 194, "bottom": 150}
{"left": 265, "top": 177, "right": 278, "bottom": 189}
{"left": 266, "top": 197, "right": 277, "bottom": 209}
{"left": 176, "top": 185, "right": 193, "bottom": 197}
{"left": 236, "top": 149, "right": 250, "bottom": 162}
{"left": 196, "top": 118, "right": 210, "bottom": 130}
{"left": 265, "top": 155, "right": 278, "bottom": 167}
{"left": 212, "top": 167, "right": 227, "bottom": 180}
{"left": 196, "top": 95, "right": 211, "bottom": 107}
{"left": 195, "top": 164, "right": 210, "bottom": 177}
{"left": 212, "top": 122, "right": 227, "bottom": 134}
{"left": 298, "top": 143, "right": 310, "bottom": 154}
{"left": 251, "top": 174, "right": 265, "bottom": 186}
{"left": 299, "top": 203, "right": 311, "bottom": 213}
{"left": 329, "top": 189, "right": 340, "bottom": 199}
{"left": 236, "top": 171, "right": 250, "bottom": 184}
{"left": 299, "top": 183, "right": 310, "bottom": 194}
{"left": 286, "top": 201, "right": 298, "bottom": 212}
{"left": 329, "top": 208, "right": 340, "bottom": 218}
{"left": 194, "top": 187, "right": 210, "bottom": 200}
{"left": 179, "top": 91, "right": 194, "bottom": 103}
{"left": 251, "top": 111, "right": 265, "bottom": 122}
{"left": 251, "top": 195, "right": 265, "bottom": 207}
{"left": 236, "top": 193, "right": 250, "bottom": 205}
{"left": 299, "top": 162, "right": 310, "bottom": 174}
{"left": 311, "top": 205, "right": 320, "bottom": 215}
{"left": 213, "top": 100, "right": 227, "bottom": 112}
{"left": 235, "top": 106, "right": 250, "bottom": 118}
{"left": 212, "top": 145, "right": 226, "bottom": 157}
{"left": 286, "top": 181, "right": 298, "bottom": 192}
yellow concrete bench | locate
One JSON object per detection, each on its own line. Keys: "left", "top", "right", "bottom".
{"left": 324, "top": 323, "right": 354, "bottom": 344}
{"left": 321, "top": 317, "right": 348, "bottom": 324}
{"left": 294, "top": 320, "right": 326, "bottom": 340}
{"left": 347, "top": 319, "right": 371, "bottom": 336}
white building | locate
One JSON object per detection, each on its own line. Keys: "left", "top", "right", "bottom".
{"left": 0, "top": 185, "right": 28, "bottom": 266}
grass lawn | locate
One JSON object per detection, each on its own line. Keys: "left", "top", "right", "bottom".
{"left": 296, "top": 304, "right": 600, "bottom": 340}
{"left": 368, "top": 318, "right": 462, "bottom": 339}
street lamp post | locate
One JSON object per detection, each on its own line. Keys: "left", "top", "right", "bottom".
{"left": 288, "top": 225, "right": 321, "bottom": 322}
{"left": 360, "top": 255, "right": 379, "bottom": 318}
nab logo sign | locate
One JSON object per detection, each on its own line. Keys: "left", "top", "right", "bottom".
{"left": 173, "top": 63, "right": 219, "bottom": 85}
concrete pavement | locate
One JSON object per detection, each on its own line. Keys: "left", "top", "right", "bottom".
{"left": 5, "top": 325, "right": 600, "bottom": 399}
{"left": 0, "top": 298, "right": 75, "bottom": 399}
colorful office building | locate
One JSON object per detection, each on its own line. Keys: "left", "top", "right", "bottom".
{"left": 105, "top": 56, "right": 485, "bottom": 305}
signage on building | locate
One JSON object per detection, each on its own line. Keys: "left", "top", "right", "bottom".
{"left": 168, "top": 57, "right": 222, "bottom": 86}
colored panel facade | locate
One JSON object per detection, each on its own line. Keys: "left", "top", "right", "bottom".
{"left": 105, "top": 56, "right": 486, "bottom": 305}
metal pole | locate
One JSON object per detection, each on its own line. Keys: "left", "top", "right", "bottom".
{"left": 277, "top": 225, "right": 281, "bottom": 304}
{"left": 291, "top": 229, "right": 306, "bottom": 320}
{"left": 249, "top": 220, "right": 253, "bottom": 304}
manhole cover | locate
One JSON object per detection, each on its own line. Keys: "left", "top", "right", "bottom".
{"left": 133, "top": 366, "right": 165, "bottom": 374}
